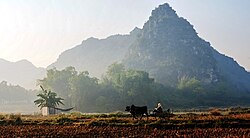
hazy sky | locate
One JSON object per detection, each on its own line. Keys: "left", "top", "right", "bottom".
{"left": 0, "top": 0, "right": 249, "bottom": 71}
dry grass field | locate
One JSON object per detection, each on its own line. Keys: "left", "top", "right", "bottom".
{"left": 0, "top": 109, "right": 250, "bottom": 137}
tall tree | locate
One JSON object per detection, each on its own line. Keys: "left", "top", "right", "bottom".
{"left": 105, "top": 63, "right": 157, "bottom": 107}
{"left": 38, "top": 66, "right": 77, "bottom": 106}
{"left": 70, "top": 71, "right": 99, "bottom": 111}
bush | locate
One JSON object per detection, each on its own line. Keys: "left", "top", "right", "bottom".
{"left": 0, "top": 114, "right": 5, "bottom": 120}
{"left": 56, "top": 116, "right": 73, "bottom": 125}
{"left": 209, "top": 109, "right": 222, "bottom": 116}
{"left": 70, "top": 112, "right": 82, "bottom": 117}
{"left": 108, "top": 112, "right": 129, "bottom": 118}
{"left": 15, "top": 116, "right": 22, "bottom": 125}
{"left": 7, "top": 114, "right": 22, "bottom": 121}
{"left": 98, "top": 114, "right": 108, "bottom": 118}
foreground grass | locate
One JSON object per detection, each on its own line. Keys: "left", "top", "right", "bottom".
{"left": 1, "top": 110, "right": 250, "bottom": 128}
{"left": 1, "top": 125, "right": 250, "bottom": 137}
{"left": 1, "top": 110, "right": 250, "bottom": 137}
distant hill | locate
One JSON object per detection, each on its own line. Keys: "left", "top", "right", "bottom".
{"left": 0, "top": 58, "right": 46, "bottom": 89}
{"left": 0, "top": 81, "right": 38, "bottom": 114}
{"left": 0, "top": 81, "right": 36, "bottom": 102}
{"left": 48, "top": 28, "right": 141, "bottom": 78}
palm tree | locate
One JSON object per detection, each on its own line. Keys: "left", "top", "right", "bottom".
{"left": 34, "top": 86, "right": 64, "bottom": 113}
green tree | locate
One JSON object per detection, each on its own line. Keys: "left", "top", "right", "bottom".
{"left": 105, "top": 63, "right": 156, "bottom": 107}
{"left": 37, "top": 67, "right": 77, "bottom": 107}
{"left": 34, "top": 86, "right": 64, "bottom": 109}
{"left": 70, "top": 71, "right": 99, "bottom": 112}
{"left": 105, "top": 62, "right": 125, "bottom": 88}
{"left": 177, "top": 76, "right": 203, "bottom": 92}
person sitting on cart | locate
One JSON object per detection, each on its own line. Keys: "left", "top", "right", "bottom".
{"left": 154, "top": 102, "right": 163, "bottom": 113}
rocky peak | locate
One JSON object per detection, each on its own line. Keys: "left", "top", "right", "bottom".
{"left": 150, "top": 3, "right": 177, "bottom": 20}
{"left": 124, "top": 3, "right": 219, "bottom": 86}
{"left": 130, "top": 27, "right": 142, "bottom": 36}
{"left": 142, "top": 3, "right": 197, "bottom": 42}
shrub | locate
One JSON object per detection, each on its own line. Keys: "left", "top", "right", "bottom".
{"left": 70, "top": 112, "right": 82, "bottom": 118}
{"left": 0, "top": 114, "right": 5, "bottom": 120}
{"left": 15, "top": 116, "right": 22, "bottom": 125}
{"left": 109, "top": 112, "right": 129, "bottom": 118}
{"left": 56, "top": 116, "right": 73, "bottom": 125}
{"left": 209, "top": 109, "right": 222, "bottom": 116}
{"left": 7, "top": 114, "right": 22, "bottom": 120}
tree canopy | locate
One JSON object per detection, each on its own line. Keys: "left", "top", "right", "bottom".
{"left": 38, "top": 64, "right": 170, "bottom": 112}
{"left": 37, "top": 63, "right": 250, "bottom": 112}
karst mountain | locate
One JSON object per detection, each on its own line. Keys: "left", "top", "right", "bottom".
{"left": 1, "top": 3, "right": 249, "bottom": 96}
{"left": 49, "top": 3, "right": 250, "bottom": 94}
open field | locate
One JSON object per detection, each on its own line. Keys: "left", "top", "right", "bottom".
{"left": 0, "top": 125, "right": 249, "bottom": 137}
{"left": 1, "top": 110, "right": 250, "bottom": 137}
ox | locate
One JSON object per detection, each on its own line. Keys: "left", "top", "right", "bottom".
{"left": 125, "top": 104, "right": 148, "bottom": 120}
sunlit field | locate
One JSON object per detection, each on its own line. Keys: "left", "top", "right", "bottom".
{"left": 1, "top": 108, "right": 250, "bottom": 137}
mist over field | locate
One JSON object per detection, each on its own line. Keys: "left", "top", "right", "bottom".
{"left": 0, "top": 1, "right": 250, "bottom": 114}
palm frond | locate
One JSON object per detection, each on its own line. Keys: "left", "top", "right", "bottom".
{"left": 34, "top": 86, "right": 64, "bottom": 109}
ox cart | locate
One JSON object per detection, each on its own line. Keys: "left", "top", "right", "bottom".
{"left": 151, "top": 109, "right": 174, "bottom": 119}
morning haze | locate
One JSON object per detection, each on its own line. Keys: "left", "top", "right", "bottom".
{"left": 0, "top": 0, "right": 249, "bottom": 70}
{"left": 1, "top": 1, "right": 250, "bottom": 137}
{"left": 0, "top": 1, "right": 250, "bottom": 114}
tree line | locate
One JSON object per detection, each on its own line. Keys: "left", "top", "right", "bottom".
{"left": 38, "top": 63, "right": 173, "bottom": 112}
{"left": 0, "top": 81, "right": 36, "bottom": 104}
{"left": 37, "top": 63, "right": 250, "bottom": 112}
